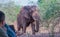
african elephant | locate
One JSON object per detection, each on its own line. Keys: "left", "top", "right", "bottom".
{"left": 17, "top": 5, "right": 40, "bottom": 34}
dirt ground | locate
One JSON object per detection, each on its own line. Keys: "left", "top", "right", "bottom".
{"left": 12, "top": 21, "right": 60, "bottom": 37}
{"left": 17, "top": 32, "right": 60, "bottom": 37}
{"left": 17, "top": 25, "right": 60, "bottom": 37}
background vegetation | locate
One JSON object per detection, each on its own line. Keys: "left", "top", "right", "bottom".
{"left": 0, "top": 0, "right": 60, "bottom": 37}
{"left": 38, "top": 0, "right": 60, "bottom": 37}
{"left": 0, "top": 1, "right": 20, "bottom": 24}
{"left": 0, "top": 0, "right": 60, "bottom": 33}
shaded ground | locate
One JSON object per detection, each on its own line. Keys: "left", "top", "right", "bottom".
{"left": 17, "top": 32, "right": 60, "bottom": 37}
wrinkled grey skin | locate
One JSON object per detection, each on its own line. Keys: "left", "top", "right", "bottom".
{"left": 17, "top": 5, "right": 40, "bottom": 34}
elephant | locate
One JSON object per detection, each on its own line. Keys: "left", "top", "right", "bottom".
{"left": 17, "top": 5, "right": 40, "bottom": 35}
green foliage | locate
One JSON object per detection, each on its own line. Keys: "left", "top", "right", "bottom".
{"left": 0, "top": 1, "right": 20, "bottom": 24}
{"left": 38, "top": 0, "right": 60, "bottom": 36}
{"left": 38, "top": 0, "right": 60, "bottom": 21}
